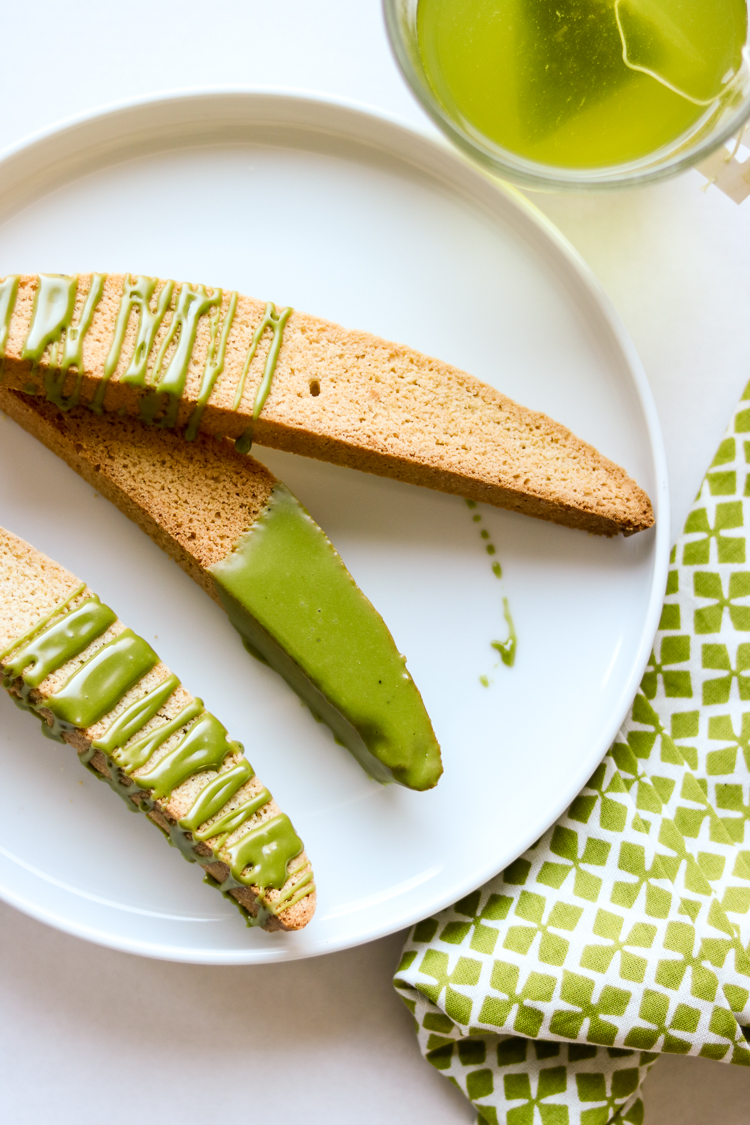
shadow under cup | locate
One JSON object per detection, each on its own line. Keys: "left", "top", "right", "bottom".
{"left": 383, "top": 0, "right": 750, "bottom": 191}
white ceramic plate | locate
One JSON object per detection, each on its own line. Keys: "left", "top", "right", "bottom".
{"left": 0, "top": 90, "right": 668, "bottom": 963}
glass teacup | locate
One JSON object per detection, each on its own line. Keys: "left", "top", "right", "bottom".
{"left": 384, "top": 0, "right": 750, "bottom": 191}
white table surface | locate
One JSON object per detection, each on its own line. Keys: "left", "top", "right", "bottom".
{"left": 0, "top": 3, "right": 748, "bottom": 1121}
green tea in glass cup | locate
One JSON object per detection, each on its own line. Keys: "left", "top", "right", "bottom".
{"left": 384, "top": 0, "right": 750, "bottom": 189}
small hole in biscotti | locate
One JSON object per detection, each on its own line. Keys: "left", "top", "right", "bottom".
{"left": 309, "top": 380, "right": 320, "bottom": 397}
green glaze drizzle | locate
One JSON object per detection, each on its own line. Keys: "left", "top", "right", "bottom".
{"left": 1, "top": 591, "right": 314, "bottom": 919}
{"left": 0, "top": 582, "right": 85, "bottom": 661}
{"left": 93, "top": 276, "right": 174, "bottom": 411}
{"left": 233, "top": 302, "right": 292, "bottom": 454}
{"left": 112, "top": 698, "right": 203, "bottom": 772}
{"left": 272, "top": 863, "right": 315, "bottom": 913}
{"left": 4, "top": 596, "right": 116, "bottom": 690}
{"left": 147, "top": 283, "right": 222, "bottom": 427}
{"left": 48, "top": 274, "right": 107, "bottom": 409}
{"left": 225, "top": 813, "right": 303, "bottom": 890}
{"left": 60, "top": 275, "right": 105, "bottom": 378}
{"left": 0, "top": 275, "right": 19, "bottom": 369}
{"left": 12, "top": 274, "right": 293, "bottom": 446}
{"left": 192, "top": 787, "right": 271, "bottom": 845}
{"left": 178, "top": 760, "right": 254, "bottom": 833}
{"left": 465, "top": 499, "right": 517, "bottom": 684}
{"left": 15, "top": 273, "right": 107, "bottom": 409}
{"left": 185, "top": 290, "right": 238, "bottom": 441}
{"left": 44, "top": 629, "right": 159, "bottom": 729}
{"left": 134, "top": 712, "right": 241, "bottom": 802}
{"left": 92, "top": 673, "right": 180, "bottom": 755}
{"left": 209, "top": 482, "right": 443, "bottom": 790}
{"left": 21, "top": 275, "right": 77, "bottom": 365}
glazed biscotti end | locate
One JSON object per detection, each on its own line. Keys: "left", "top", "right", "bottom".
{"left": 207, "top": 479, "right": 444, "bottom": 791}
{"left": 0, "top": 390, "right": 443, "bottom": 791}
{"left": 0, "top": 525, "right": 316, "bottom": 933}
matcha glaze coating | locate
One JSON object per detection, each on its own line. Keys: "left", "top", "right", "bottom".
{"left": 210, "top": 484, "right": 443, "bottom": 791}
{"left": 1, "top": 576, "right": 315, "bottom": 927}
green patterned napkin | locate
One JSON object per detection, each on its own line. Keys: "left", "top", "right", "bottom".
{"left": 395, "top": 382, "right": 750, "bottom": 1124}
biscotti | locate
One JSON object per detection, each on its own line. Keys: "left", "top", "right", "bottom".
{"left": 0, "top": 389, "right": 443, "bottom": 791}
{"left": 0, "top": 273, "right": 653, "bottom": 536}
{"left": 0, "top": 526, "right": 315, "bottom": 931}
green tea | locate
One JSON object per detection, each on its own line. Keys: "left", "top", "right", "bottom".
{"left": 417, "top": 0, "right": 748, "bottom": 168}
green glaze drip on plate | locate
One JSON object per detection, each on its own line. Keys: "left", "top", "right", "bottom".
{"left": 464, "top": 498, "right": 517, "bottom": 683}
{"left": 208, "top": 482, "right": 442, "bottom": 790}
{"left": 492, "top": 597, "right": 517, "bottom": 668}
{"left": 1, "top": 591, "right": 314, "bottom": 912}
{"left": 233, "top": 302, "right": 292, "bottom": 453}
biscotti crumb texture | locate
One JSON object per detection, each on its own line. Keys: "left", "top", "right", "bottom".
{"left": 0, "top": 386, "right": 275, "bottom": 600}
{"left": 0, "top": 273, "right": 654, "bottom": 536}
{"left": 0, "top": 526, "right": 316, "bottom": 932}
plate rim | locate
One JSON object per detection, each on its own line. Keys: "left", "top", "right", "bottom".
{"left": 0, "top": 85, "right": 670, "bottom": 963}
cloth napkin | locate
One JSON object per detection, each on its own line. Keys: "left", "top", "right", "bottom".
{"left": 394, "top": 382, "right": 750, "bottom": 1124}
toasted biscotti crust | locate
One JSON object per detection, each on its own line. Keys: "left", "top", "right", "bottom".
{"left": 1, "top": 273, "right": 653, "bottom": 536}
{"left": 0, "top": 527, "right": 315, "bottom": 932}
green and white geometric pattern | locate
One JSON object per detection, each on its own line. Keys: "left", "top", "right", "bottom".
{"left": 395, "top": 382, "right": 750, "bottom": 1124}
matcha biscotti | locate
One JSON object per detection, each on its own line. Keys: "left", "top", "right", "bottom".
{"left": 0, "top": 526, "right": 315, "bottom": 931}
{"left": 0, "top": 273, "right": 653, "bottom": 536}
{"left": 0, "top": 389, "right": 442, "bottom": 791}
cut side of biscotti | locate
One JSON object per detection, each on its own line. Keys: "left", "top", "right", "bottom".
{"left": 0, "top": 273, "right": 653, "bottom": 536}
{"left": 0, "top": 389, "right": 443, "bottom": 791}
{"left": 0, "top": 526, "right": 316, "bottom": 931}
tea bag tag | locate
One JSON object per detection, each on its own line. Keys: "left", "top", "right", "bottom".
{"left": 696, "top": 130, "right": 750, "bottom": 204}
